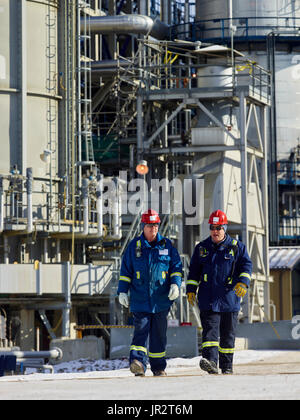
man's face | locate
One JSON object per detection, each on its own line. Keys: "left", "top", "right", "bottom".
{"left": 210, "top": 224, "right": 226, "bottom": 244}
{"left": 143, "top": 223, "right": 159, "bottom": 242}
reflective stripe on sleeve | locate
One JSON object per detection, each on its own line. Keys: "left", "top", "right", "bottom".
{"left": 120, "top": 275, "right": 131, "bottom": 283}
{"left": 239, "top": 272, "right": 251, "bottom": 281}
{"left": 170, "top": 272, "right": 182, "bottom": 277}
{"left": 186, "top": 279, "right": 198, "bottom": 286}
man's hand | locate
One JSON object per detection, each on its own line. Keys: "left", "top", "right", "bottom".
{"left": 233, "top": 282, "right": 248, "bottom": 298}
{"left": 168, "top": 284, "right": 180, "bottom": 300}
{"left": 119, "top": 292, "right": 129, "bottom": 308}
{"left": 187, "top": 292, "right": 196, "bottom": 306}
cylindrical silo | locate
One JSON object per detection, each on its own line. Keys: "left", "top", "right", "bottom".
{"left": 0, "top": 0, "right": 59, "bottom": 177}
{"left": 196, "top": 0, "right": 300, "bottom": 160}
{"left": 196, "top": 0, "right": 299, "bottom": 39}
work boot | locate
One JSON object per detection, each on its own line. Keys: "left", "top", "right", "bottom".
{"left": 153, "top": 370, "right": 167, "bottom": 376}
{"left": 199, "top": 358, "right": 218, "bottom": 374}
{"left": 130, "top": 359, "right": 145, "bottom": 377}
{"left": 222, "top": 368, "right": 233, "bottom": 375}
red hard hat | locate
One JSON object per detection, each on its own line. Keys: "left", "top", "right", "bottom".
{"left": 141, "top": 209, "right": 161, "bottom": 224}
{"left": 208, "top": 209, "right": 228, "bottom": 225}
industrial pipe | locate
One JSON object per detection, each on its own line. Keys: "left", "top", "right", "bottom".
{"left": 82, "top": 178, "right": 89, "bottom": 236}
{"left": 90, "top": 59, "right": 131, "bottom": 70}
{"left": 90, "top": 59, "right": 132, "bottom": 77}
{"left": 83, "top": 14, "right": 170, "bottom": 40}
{"left": 0, "top": 347, "right": 63, "bottom": 361}
{"left": 26, "top": 167, "right": 33, "bottom": 234}
{"left": 105, "top": 177, "right": 122, "bottom": 241}
{"left": 5, "top": 168, "right": 33, "bottom": 237}
{"left": 50, "top": 174, "right": 106, "bottom": 240}
{"left": 0, "top": 176, "right": 3, "bottom": 233}
{"left": 96, "top": 172, "right": 103, "bottom": 238}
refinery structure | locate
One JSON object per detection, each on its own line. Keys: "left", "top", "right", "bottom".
{"left": 0, "top": 0, "right": 300, "bottom": 352}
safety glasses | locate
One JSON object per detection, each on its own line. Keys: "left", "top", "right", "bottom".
{"left": 209, "top": 225, "right": 223, "bottom": 231}
{"left": 145, "top": 223, "right": 159, "bottom": 228}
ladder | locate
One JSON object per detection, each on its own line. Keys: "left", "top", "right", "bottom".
{"left": 46, "top": 2, "right": 58, "bottom": 220}
{"left": 77, "top": 3, "right": 95, "bottom": 168}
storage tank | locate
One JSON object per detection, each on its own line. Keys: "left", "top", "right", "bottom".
{"left": 196, "top": 0, "right": 299, "bottom": 39}
{"left": 0, "top": 0, "right": 59, "bottom": 177}
{"left": 195, "top": 0, "right": 300, "bottom": 160}
{"left": 197, "top": 65, "right": 233, "bottom": 88}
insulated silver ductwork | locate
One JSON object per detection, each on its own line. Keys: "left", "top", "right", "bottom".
{"left": 83, "top": 14, "right": 170, "bottom": 40}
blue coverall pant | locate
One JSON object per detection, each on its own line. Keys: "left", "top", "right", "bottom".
{"left": 200, "top": 310, "right": 239, "bottom": 370}
{"left": 130, "top": 309, "right": 169, "bottom": 373}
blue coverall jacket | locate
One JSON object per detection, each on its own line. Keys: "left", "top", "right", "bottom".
{"left": 187, "top": 234, "right": 252, "bottom": 312}
{"left": 117, "top": 232, "right": 183, "bottom": 313}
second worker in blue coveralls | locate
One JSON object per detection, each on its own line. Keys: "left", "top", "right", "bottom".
{"left": 117, "top": 209, "right": 183, "bottom": 377}
{"left": 187, "top": 210, "right": 252, "bottom": 375}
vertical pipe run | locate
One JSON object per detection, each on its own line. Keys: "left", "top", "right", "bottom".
{"left": 261, "top": 105, "right": 271, "bottom": 320}
{"left": 96, "top": 172, "right": 103, "bottom": 238}
{"left": 21, "top": 0, "right": 27, "bottom": 174}
{"left": 26, "top": 168, "right": 33, "bottom": 234}
{"left": 239, "top": 91, "right": 250, "bottom": 322}
{"left": 0, "top": 176, "right": 3, "bottom": 233}
{"left": 137, "top": 95, "right": 143, "bottom": 161}
{"left": 82, "top": 177, "right": 89, "bottom": 235}
{"left": 62, "top": 261, "right": 71, "bottom": 337}
{"left": 112, "top": 177, "right": 121, "bottom": 239}
{"left": 77, "top": 3, "right": 82, "bottom": 188}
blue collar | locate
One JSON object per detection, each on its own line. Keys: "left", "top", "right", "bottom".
{"left": 209, "top": 234, "right": 232, "bottom": 250}
{"left": 140, "top": 232, "right": 165, "bottom": 248}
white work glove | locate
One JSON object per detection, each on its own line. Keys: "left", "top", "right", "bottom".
{"left": 168, "top": 284, "right": 180, "bottom": 301}
{"left": 119, "top": 292, "right": 129, "bottom": 308}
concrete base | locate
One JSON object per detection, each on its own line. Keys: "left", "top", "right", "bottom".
{"left": 50, "top": 336, "right": 105, "bottom": 363}
{"left": 236, "top": 320, "right": 300, "bottom": 350}
{"left": 110, "top": 326, "right": 198, "bottom": 359}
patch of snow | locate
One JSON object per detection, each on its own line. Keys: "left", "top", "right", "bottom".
{"left": 0, "top": 350, "right": 287, "bottom": 382}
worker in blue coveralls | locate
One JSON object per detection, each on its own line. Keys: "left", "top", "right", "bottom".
{"left": 187, "top": 209, "right": 252, "bottom": 375}
{"left": 117, "top": 209, "right": 183, "bottom": 377}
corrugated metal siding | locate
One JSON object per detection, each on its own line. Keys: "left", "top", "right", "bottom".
{"left": 269, "top": 247, "right": 300, "bottom": 270}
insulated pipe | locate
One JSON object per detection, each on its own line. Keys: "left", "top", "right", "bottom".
{"left": 105, "top": 177, "right": 122, "bottom": 241}
{"left": 26, "top": 168, "right": 33, "bottom": 234}
{"left": 0, "top": 347, "right": 63, "bottom": 360}
{"left": 0, "top": 176, "right": 4, "bottom": 233}
{"left": 90, "top": 59, "right": 131, "bottom": 70}
{"left": 90, "top": 59, "right": 132, "bottom": 77}
{"left": 96, "top": 172, "right": 103, "bottom": 238}
{"left": 62, "top": 262, "right": 71, "bottom": 337}
{"left": 82, "top": 178, "right": 89, "bottom": 235}
{"left": 83, "top": 15, "right": 170, "bottom": 40}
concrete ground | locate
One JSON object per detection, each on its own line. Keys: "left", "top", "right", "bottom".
{"left": 0, "top": 351, "right": 299, "bottom": 400}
